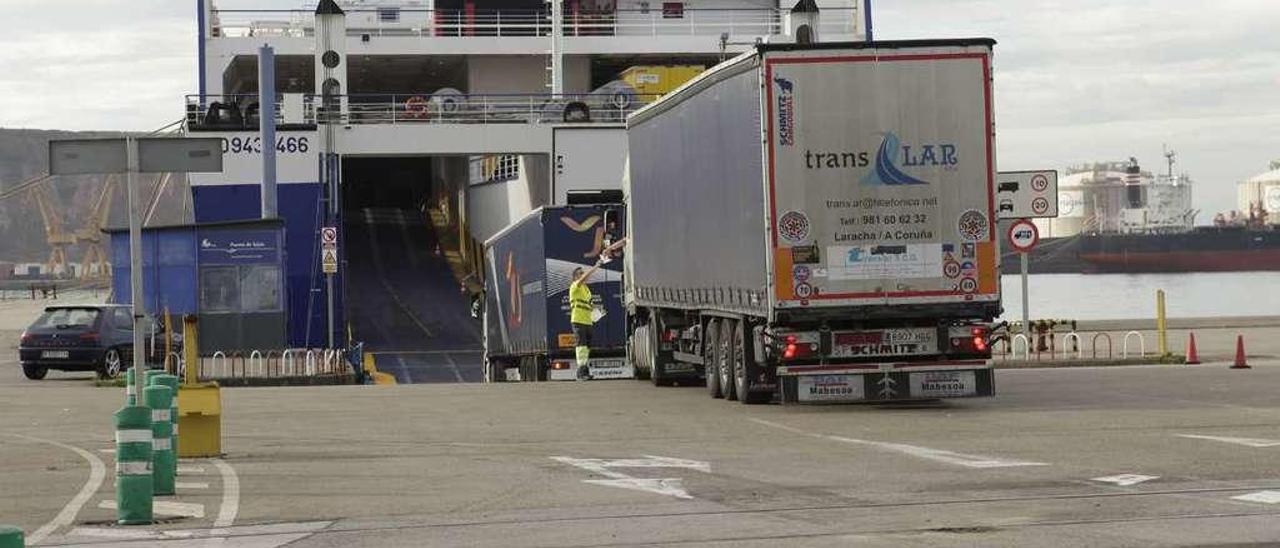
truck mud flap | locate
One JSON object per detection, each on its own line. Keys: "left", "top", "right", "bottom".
{"left": 779, "top": 369, "right": 994, "bottom": 404}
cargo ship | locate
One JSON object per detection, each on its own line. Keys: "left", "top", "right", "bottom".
{"left": 1001, "top": 156, "right": 1280, "bottom": 274}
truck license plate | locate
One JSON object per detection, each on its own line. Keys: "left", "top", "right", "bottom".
{"left": 831, "top": 328, "right": 935, "bottom": 358}
{"left": 589, "top": 360, "right": 633, "bottom": 380}
{"left": 909, "top": 371, "right": 976, "bottom": 398}
{"left": 42, "top": 350, "right": 69, "bottom": 359}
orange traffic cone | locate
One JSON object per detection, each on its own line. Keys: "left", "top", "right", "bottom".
{"left": 1185, "top": 333, "right": 1201, "bottom": 365}
{"left": 1231, "top": 335, "right": 1251, "bottom": 369}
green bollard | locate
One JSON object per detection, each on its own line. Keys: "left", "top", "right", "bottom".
{"left": 151, "top": 375, "right": 181, "bottom": 463}
{"left": 114, "top": 406, "right": 153, "bottom": 524}
{"left": 0, "top": 525, "right": 23, "bottom": 548}
{"left": 143, "top": 385, "right": 175, "bottom": 496}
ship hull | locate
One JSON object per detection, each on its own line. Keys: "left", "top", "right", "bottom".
{"left": 1078, "top": 229, "right": 1280, "bottom": 273}
{"left": 999, "top": 229, "right": 1280, "bottom": 274}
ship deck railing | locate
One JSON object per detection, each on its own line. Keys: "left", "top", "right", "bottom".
{"left": 209, "top": 7, "right": 860, "bottom": 39}
{"left": 185, "top": 92, "right": 662, "bottom": 130}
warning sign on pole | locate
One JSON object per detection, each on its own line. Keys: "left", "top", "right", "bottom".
{"left": 322, "top": 247, "right": 339, "bottom": 274}
{"left": 320, "top": 226, "right": 338, "bottom": 245}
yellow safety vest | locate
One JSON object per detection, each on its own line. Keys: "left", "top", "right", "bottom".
{"left": 569, "top": 280, "right": 594, "bottom": 325}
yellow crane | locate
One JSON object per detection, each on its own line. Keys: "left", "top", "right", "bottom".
{"left": 76, "top": 175, "right": 118, "bottom": 279}
{"left": 27, "top": 183, "right": 77, "bottom": 277}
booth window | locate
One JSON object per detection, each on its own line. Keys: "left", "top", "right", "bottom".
{"left": 200, "top": 265, "right": 281, "bottom": 313}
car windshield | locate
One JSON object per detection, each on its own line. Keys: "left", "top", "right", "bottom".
{"left": 31, "top": 308, "right": 101, "bottom": 330}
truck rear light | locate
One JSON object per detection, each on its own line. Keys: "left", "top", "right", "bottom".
{"left": 973, "top": 336, "right": 988, "bottom": 352}
{"left": 550, "top": 361, "right": 571, "bottom": 370}
{"left": 780, "top": 334, "right": 816, "bottom": 360}
{"left": 662, "top": 330, "right": 678, "bottom": 342}
{"left": 783, "top": 343, "right": 798, "bottom": 359}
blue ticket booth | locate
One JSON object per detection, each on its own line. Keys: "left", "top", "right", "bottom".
{"left": 109, "top": 219, "right": 287, "bottom": 352}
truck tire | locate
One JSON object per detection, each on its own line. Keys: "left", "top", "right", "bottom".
{"left": 733, "top": 322, "right": 770, "bottom": 404}
{"left": 631, "top": 327, "right": 651, "bottom": 380}
{"left": 718, "top": 320, "right": 738, "bottom": 401}
{"left": 647, "top": 324, "right": 671, "bottom": 387}
{"left": 705, "top": 319, "right": 722, "bottom": 398}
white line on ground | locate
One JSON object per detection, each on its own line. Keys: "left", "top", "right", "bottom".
{"left": 1231, "top": 491, "right": 1280, "bottom": 504}
{"left": 177, "top": 482, "right": 211, "bottom": 489}
{"left": 749, "top": 418, "right": 1049, "bottom": 469}
{"left": 178, "top": 465, "right": 206, "bottom": 474}
{"left": 212, "top": 458, "right": 240, "bottom": 528}
{"left": 1092, "top": 474, "right": 1160, "bottom": 486}
{"left": 10, "top": 434, "right": 107, "bottom": 545}
{"left": 98, "top": 448, "right": 114, "bottom": 454}
{"left": 98, "top": 499, "right": 205, "bottom": 518}
{"left": 1177, "top": 434, "right": 1280, "bottom": 448}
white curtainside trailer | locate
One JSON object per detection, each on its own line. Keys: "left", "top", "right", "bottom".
{"left": 623, "top": 39, "right": 1001, "bottom": 404}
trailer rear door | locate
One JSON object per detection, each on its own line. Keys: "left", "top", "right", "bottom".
{"left": 764, "top": 44, "right": 999, "bottom": 310}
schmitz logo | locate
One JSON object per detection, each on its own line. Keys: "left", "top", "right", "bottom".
{"left": 860, "top": 132, "right": 957, "bottom": 186}
{"left": 774, "top": 76, "right": 795, "bottom": 147}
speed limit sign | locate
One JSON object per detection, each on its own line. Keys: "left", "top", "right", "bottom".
{"left": 1007, "top": 219, "right": 1039, "bottom": 253}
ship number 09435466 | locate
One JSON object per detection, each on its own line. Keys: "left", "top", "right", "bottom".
{"left": 223, "top": 136, "right": 310, "bottom": 155}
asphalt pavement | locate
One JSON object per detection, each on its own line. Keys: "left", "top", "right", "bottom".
{"left": 3, "top": 352, "right": 1280, "bottom": 547}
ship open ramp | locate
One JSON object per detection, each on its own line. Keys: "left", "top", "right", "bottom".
{"left": 342, "top": 157, "right": 484, "bottom": 383}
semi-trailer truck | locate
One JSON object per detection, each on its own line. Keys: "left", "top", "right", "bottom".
{"left": 623, "top": 39, "right": 1001, "bottom": 403}
{"left": 483, "top": 197, "right": 630, "bottom": 382}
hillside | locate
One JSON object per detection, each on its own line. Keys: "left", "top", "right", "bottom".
{"left": 0, "top": 128, "right": 192, "bottom": 264}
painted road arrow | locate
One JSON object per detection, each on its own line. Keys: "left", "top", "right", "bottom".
{"left": 551, "top": 455, "right": 711, "bottom": 499}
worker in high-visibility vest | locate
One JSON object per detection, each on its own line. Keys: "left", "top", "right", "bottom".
{"left": 569, "top": 238, "right": 627, "bottom": 381}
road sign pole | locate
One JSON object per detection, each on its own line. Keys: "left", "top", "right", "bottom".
{"left": 1020, "top": 251, "right": 1030, "bottom": 337}
{"left": 127, "top": 138, "right": 146, "bottom": 399}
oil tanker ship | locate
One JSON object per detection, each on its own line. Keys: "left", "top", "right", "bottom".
{"left": 1000, "top": 156, "right": 1280, "bottom": 274}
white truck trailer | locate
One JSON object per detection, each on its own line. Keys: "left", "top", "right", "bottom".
{"left": 623, "top": 39, "right": 1001, "bottom": 403}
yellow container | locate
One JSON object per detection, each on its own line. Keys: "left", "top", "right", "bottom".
{"left": 621, "top": 65, "right": 704, "bottom": 97}
{"left": 177, "top": 383, "right": 222, "bottom": 458}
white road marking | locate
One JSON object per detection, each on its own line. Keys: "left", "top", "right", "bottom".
{"left": 177, "top": 482, "right": 211, "bottom": 489}
{"left": 750, "top": 418, "right": 1049, "bottom": 469}
{"left": 98, "top": 499, "right": 206, "bottom": 518}
{"left": 98, "top": 448, "right": 115, "bottom": 454}
{"left": 213, "top": 458, "right": 240, "bottom": 528}
{"left": 70, "top": 527, "right": 196, "bottom": 540}
{"left": 1177, "top": 434, "right": 1280, "bottom": 448}
{"left": 551, "top": 456, "right": 710, "bottom": 499}
{"left": 178, "top": 465, "right": 207, "bottom": 474}
{"left": 585, "top": 478, "right": 693, "bottom": 499}
{"left": 66, "top": 521, "right": 331, "bottom": 546}
{"left": 1092, "top": 474, "right": 1159, "bottom": 486}
{"left": 10, "top": 434, "right": 107, "bottom": 545}
{"left": 1231, "top": 491, "right": 1280, "bottom": 504}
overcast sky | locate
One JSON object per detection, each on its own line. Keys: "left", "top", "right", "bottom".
{"left": 1, "top": 0, "right": 1276, "bottom": 215}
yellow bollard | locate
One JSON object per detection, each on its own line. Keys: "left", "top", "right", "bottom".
{"left": 176, "top": 315, "right": 222, "bottom": 458}
{"left": 163, "top": 309, "right": 173, "bottom": 374}
{"left": 1156, "top": 289, "right": 1169, "bottom": 357}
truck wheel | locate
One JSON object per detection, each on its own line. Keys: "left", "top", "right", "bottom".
{"left": 705, "top": 319, "right": 722, "bottom": 398}
{"left": 632, "top": 327, "right": 651, "bottom": 380}
{"left": 719, "top": 320, "right": 738, "bottom": 401}
{"left": 648, "top": 324, "right": 669, "bottom": 386}
{"left": 733, "top": 322, "right": 769, "bottom": 404}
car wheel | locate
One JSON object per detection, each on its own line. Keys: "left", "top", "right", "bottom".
{"left": 98, "top": 348, "right": 123, "bottom": 379}
{"left": 22, "top": 364, "right": 47, "bottom": 380}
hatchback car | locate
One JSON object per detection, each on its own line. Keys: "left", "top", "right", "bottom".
{"left": 17, "top": 305, "right": 179, "bottom": 380}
